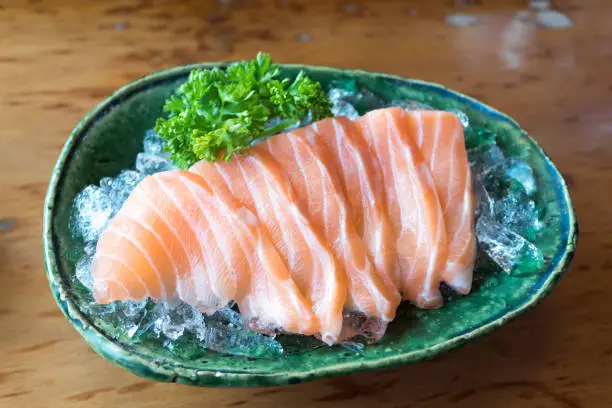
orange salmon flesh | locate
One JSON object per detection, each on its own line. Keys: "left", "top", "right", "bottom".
{"left": 92, "top": 107, "right": 476, "bottom": 345}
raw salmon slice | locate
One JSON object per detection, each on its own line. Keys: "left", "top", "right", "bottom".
{"left": 356, "top": 107, "right": 449, "bottom": 308}
{"left": 191, "top": 150, "right": 347, "bottom": 344}
{"left": 263, "top": 126, "right": 400, "bottom": 326}
{"left": 90, "top": 106, "right": 478, "bottom": 344}
{"left": 404, "top": 111, "right": 477, "bottom": 294}
{"left": 92, "top": 170, "right": 316, "bottom": 335}
{"left": 311, "top": 117, "right": 398, "bottom": 292}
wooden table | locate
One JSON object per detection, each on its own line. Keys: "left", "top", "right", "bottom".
{"left": 1, "top": 0, "right": 610, "bottom": 406}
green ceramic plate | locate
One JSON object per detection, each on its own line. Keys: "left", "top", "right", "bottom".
{"left": 43, "top": 63, "right": 578, "bottom": 387}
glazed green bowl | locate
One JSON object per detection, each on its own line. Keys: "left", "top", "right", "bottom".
{"left": 43, "top": 63, "right": 577, "bottom": 387}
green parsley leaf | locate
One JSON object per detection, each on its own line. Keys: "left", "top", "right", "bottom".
{"left": 154, "top": 52, "right": 332, "bottom": 168}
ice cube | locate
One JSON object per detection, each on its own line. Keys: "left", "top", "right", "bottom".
{"left": 158, "top": 302, "right": 200, "bottom": 340}
{"left": 352, "top": 89, "right": 386, "bottom": 112}
{"left": 211, "top": 306, "right": 245, "bottom": 327}
{"left": 135, "top": 152, "right": 174, "bottom": 175}
{"left": 328, "top": 87, "right": 354, "bottom": 103}
{"left": 84, "top": 241, "right": 97, "bottom": 256}
{"left": 329, "top": 86, "right": 389, "bottom": 118}
{"left": 85, "top": 301, "right": 117, "bottom": 317}
{"left": 331, "top": 101, "right": 360, "bottom": 119}
{"left": 126, "top": 324, "right": 139, "bottom": 338}
{"left": 71, "top": 185, "right": 114, "bottom": 242}
{"left": 121, "top": 300, "right": 148, "bottom": 318}
{"left": 114, "top": 170, "right": 144, "bottom": 192}
{"left": 143, "top": 129, "right": 166, "bottom": 155}
{"left": 133, "top": 302, "right": 166, "bottom": 338}
{"left": 473, "top": 175, "right": 495, "bottom": 218}
{"left": 506, "top": 159, "right": 536, "bottom": 195}
{"left": 143, "top": 301, "right": 205, "bottom": 341}
{"left": 468, "top": 143, "right": 506, "bottom": 176}
{"left": 494, "top": 194, "right": 542, "bottom": 238}
{"left": 199, "top": 320, "right": 284, "bottom": 359}
{"left": 475, "top": 215, "right": 542, "bottom": 273}
{"left": 158, "top": 314, "right": 185, "bottom": 341}
{"left": 75, "top": 255, "right": 93, "bottom": 290}
{"left": 446, "top": 108, "right": 470, "bottom": 128}
{"left": 107, "top": 170, "right": 144, "bottom": 212}
{"left": 107, "top": 300, "right": 150, "bottom": 338}
{"left": 98, "top": 177, "right": 114, "bottom": 195}
{"left": 329, "top": 88, "right": 361, "bottom": 119}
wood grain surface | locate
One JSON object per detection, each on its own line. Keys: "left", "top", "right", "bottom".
{"left": 0, "top": 0, "right": 610, "bottom": 407}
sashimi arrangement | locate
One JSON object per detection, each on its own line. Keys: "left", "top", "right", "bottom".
{"left": 70, "top": 53, "right": 544, "bottom": 358}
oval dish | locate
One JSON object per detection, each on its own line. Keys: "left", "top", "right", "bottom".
{"left": 43, "top": 62, "right": 578, "bottom": 387}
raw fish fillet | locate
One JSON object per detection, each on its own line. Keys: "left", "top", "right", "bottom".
{"left": 404, "top": 111, "right": 477, "bottom": 294}
{"left": 356, "top": 108, "right": 449, "bottom": 308}
{"left": 191, "top": 150, "right": 347, "bottom": 344}
{"left": 311, "top": 117, "right": 398, "bottom": 292}
{"left": 263, "top": 126, "right": 400, "bottom": 334}
{"left": 92, "top": 170, "right": 316, "bottom": 335}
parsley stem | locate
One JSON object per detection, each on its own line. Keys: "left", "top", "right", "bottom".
{"left": 261, "top": 118, "right": 301, "bottom": 138}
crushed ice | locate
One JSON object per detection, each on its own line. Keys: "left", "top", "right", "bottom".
{"left": 69, "top": 87, "right": 544, "bottom": 358}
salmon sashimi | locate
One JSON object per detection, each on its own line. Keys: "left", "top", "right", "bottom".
{"left": 311, "top": 117, "right": 399, "bottom": 292}
{"left": 191, "top": 150, "right": 347, "bottom": 344}
{"left": 404, "top": 111, "right": 477, "bottom": 294}
{"left": 91, "top": 105, "right": 478, "bottom": 345}
{"left": 92, "top": 170, "right": 316, "bottom": 335}
{"left": 356, "top": 107, "right": 449, "bottom": 308}
{"left": 263, "top": 127, "right": 401, "bottom": 330}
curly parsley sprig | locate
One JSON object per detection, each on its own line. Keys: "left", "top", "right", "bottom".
{"left": 154, "top": 52, "right": 332, "bottom": 168}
